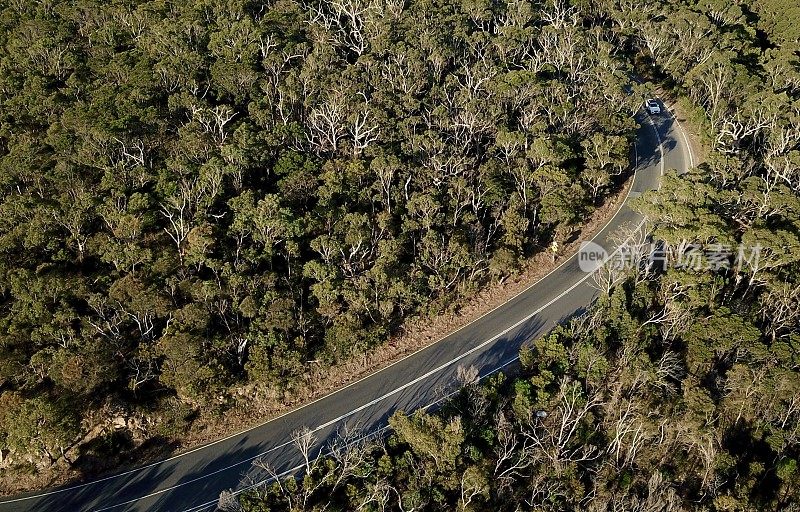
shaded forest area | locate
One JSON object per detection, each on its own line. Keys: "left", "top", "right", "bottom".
{"left": 0, "top": 0, "right": 641, "bottom": 483}
{"left": 232, "top": 0, "right": 800, "bottom": 510}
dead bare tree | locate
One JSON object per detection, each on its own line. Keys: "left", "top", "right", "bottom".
{"left": 605, "top": 399, "right": 650, "bottom": 468}
{"left": 190, "top": 105, "right": 237, "bottom": 146}
{"left": 326, "top": 423, "right": 374, "bottom": 490}
{"left": 458, "top": 467, "right": 487, "bottom": 511}
{"left": 622, "top": 471, "right": 684, "bottom": 512}
{"left": 349, "top": 94, "right": 380, "bottom": 156}
{"left": 522, "top": 379, "right": 603, "bottom": 471}
{"left": 380, "top": 52, "right": 422, "bottom": 95}
{"left": 591, "top": 255, "right": 628, "bottom": 296}
{"left": 247, "top": 426, "right": 329, "bottom": 510}
{"left": 293, "top": 426, "right": 317, "bottom": 476}
{"left": 306, "top": 0, "right": 379, "bottom": 55}
{"left": 541, "top": 0, "right": 580, "bottom": 30}
{"left": 678, "top": 427, "right": 718, "bottom": 490}
{"left": 355, "top": 477, "right": 392, "bottom": 511}
{"left": 716, "top": 105, "right": 776, "bottom": 155}
{"left": 656, "top": 350, "right": 685, "bottom": 392}
{"left": 591, "top": 222, "right": 653, "bottom": 294}
{"left": 760, "top": 281, "right": 800, "bottom": 340}
{"left": 217, "top": 489, "right": 243, "bottom": 512}
{"left": 639, "top": 278, "right": 695, "bottom": 341}
{"left": 456, "top": 364, "right": 480, "bottom": 387}
{"left": 525, "top": 475, "right": 568, "bottom": 509}
{"left": 493, "top": 411, "right": 535, "bottom": 491}
{"left": 159, "top": 192, "right": 194, "bottom": 261}
{"left": 689, "top": 59, "right": 732, "bottom": 133}
{"left": 308, "top": 91, "right": 347, "bottom": 154}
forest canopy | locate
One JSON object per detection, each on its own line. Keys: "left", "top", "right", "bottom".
{"left": 231, "top": 0, "right": 800, "bottom": 509}
{"left": 0, "top": 0, "right": 639, "bottom": 479}
{"left": 1, "top": 0, "right": 799, "bottom": 505}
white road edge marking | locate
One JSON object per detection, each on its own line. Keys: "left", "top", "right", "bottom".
{"left": 664, "top": 102, "right": 695, "bottom": 169}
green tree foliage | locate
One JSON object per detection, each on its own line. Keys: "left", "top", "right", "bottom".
{"left": 233, "top": 0, "right": 800, "bottom": 509}
{"left": 0, "top": 0, "right": 637, "bottom": 470}
{"left": 238, "top": 269, "right": 800, "bottom": 511}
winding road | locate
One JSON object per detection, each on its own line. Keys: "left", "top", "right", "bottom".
{"left": 0, "top": 104, "right": 692, "bottom": 512}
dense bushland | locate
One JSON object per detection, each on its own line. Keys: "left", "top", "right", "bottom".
{"left": 0, "top": 0, "right": 638, "bottom": 478}
{"left": 234, "top": 0, "right": 800, "bottom": 510}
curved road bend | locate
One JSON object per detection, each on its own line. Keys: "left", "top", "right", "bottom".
{"left": 0, "top": 108, "right": 691, "bottom": 512}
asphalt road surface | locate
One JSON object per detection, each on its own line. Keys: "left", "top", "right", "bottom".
{"left": 0, "top": 104, "right": 692, "bottom": 512}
